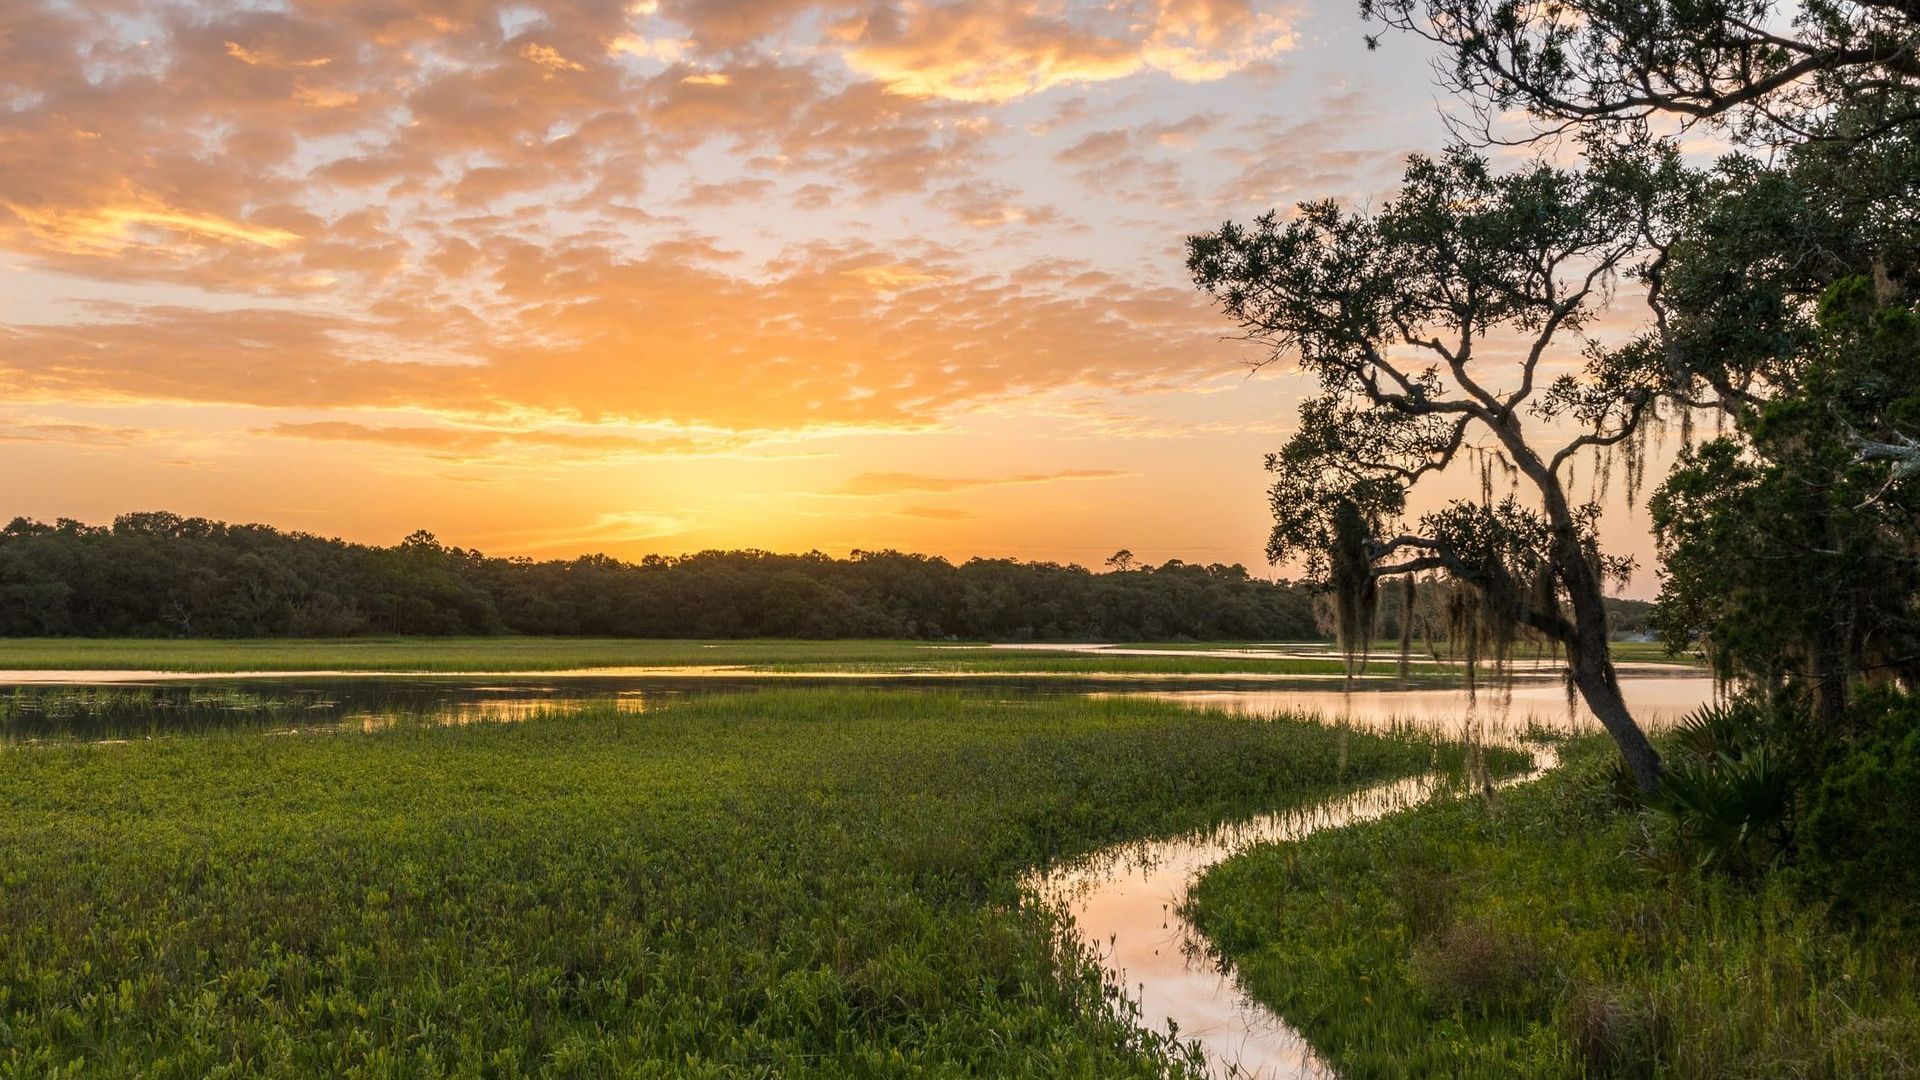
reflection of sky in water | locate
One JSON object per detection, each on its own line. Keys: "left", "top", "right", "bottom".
{"left": 350, "top": 692, "right": 649, "bottom": 732}
{"left": 1106, "top": 675, "right": 1719, "bottom": 737}
{"left": 1031, "top": 774, "right": 1452, "bottom": 1079}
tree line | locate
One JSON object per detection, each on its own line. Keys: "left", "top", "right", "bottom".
{"left": 0, "top": 513, "right": 1324, "bottom": 641}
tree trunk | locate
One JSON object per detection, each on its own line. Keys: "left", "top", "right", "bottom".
{"left": 1809, "top": 620, "right": 1852, "bottom": 729}
{"left": 1484, "top": 419, "right": 1665, "bottom": 791}
{"left": 1569, "top": 641, "right": 1664, "bottom": 792}
{"left": 1555, "top": 527, "right": 1664, "bottom": 792}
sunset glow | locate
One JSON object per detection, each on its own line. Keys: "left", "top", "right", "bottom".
{"left": 0, "top": 0, "right": 1667, "bottom": 587}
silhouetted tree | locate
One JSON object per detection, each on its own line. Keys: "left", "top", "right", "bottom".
{"left": 1362, "top": 0, "right": 1918, "bottom": 142}
{"left": 1364, "top": 0, "right": 1920, "bottom": 723}
{"left": 1190, "top": 150, "right": 1670, "bottom": 790}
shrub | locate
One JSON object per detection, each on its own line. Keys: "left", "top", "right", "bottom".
{"left": 1653, "top": 744, "right": 1795, "bottom": 874}
{"left": 1564, "top": 981, "right": 1661, "bottom": 1078}
{"left": 1670, "top": 699, "right": 1769, "bottom": 760}
{"left": 1798, "top": 692, "right": 1920, "bottom": 919}
{"left": 1409, "top": 918, "right": 1550, "bottom": 1015}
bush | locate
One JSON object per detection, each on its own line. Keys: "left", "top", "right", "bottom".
{"left": 1564, "top": 981, "right": 1661, "bottom": 1078}
{"left": 1649, "top": 700, "right": 1796, "bottom": 874}
{"left": 1654, "top": 744, "right": 1795, "bottom": 874}
{"left": 1410, "top": 918, "right": 1550, "bottom": 1015}
{"left": 1798, "top": 692, "right": 1920, "bottom": 918}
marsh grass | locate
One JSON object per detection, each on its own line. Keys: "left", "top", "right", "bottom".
{"left": 0, "top": 689, "right": 1464, "bottom": 1076}
{"left": 1186, "top": 737, "right": 1920, "bottom": 1078}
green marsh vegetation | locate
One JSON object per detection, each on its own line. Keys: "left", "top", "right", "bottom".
{"left": 1187, "top": 695, "right": 1920, "bottom": 1078}
{"left": 0, "top": 689, "right": 1501, "bottom": 1076}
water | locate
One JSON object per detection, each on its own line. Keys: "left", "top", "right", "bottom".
{"left": 1109, "top": 673, "right": 1719, "bottom": 738}
{"left": 1031, "top": 770, "right": 1454, "bottom": 1078}
{"left": 0, "top": 672, "right": 1274, "bottom": 743}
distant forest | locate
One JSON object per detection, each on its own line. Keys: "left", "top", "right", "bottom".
{"left": 0, "top": 513, "right": 1331, "bottom": 640}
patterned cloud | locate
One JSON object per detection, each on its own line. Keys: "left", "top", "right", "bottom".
{"left": 2, "top": 0, "right": 1523, "bottom": 577}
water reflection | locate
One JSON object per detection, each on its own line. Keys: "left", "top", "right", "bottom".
{"left": 0, "top": 679, "right": 660, "bottom": 743}
{"left": 1031, "top": 769, "right": 1450, "bottom": 1078}
{"left": 1106, "top": 674, "right": 1719, "bottom": 737}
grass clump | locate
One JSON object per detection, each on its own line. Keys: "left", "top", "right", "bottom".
{"left": 1186, "top": 735, "right": 1920, "bottom": 1078}
{"left": 0, "top": 689, "right": 1448, "bottom": 1076}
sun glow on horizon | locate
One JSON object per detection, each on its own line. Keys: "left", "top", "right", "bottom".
{"left": 0, "top": 0, "right": 1672, "bottom": 595}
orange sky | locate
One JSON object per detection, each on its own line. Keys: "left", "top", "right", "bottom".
{"left": 0, "top": 0, "right": 1678, "bottom": 595}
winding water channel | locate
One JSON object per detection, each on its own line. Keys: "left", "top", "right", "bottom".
{"left": 1035, "top": 672, "right": 1714, "bottom": 1079}
{"left": 0, "top": 655, "right": 1714, "bottom": 1077}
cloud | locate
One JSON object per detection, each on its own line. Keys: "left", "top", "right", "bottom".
{"left": 484, "top": 510, "right": 700, "bottom": 552}
{"left": 521, "top": 42, "right": 586, "bottom": 73}
{"left": 3, "top": 197, "right": 302, "bottom": 255}
{"left": 0, "top": 418, "right": 146, "bottom": 447}
{"left": 255, "top": 421, "right": 756, "bottom": 462}
{"left": 841, "top": 0, "right": 1296, "bottom": 103}
{"left": 837, "top": 468, "right": 1125, "bottom": 495}
{"left": 0, "top": 0, "right": 1308, "bottom": 483}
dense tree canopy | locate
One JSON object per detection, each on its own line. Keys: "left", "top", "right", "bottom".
{"left": 0, "top": 512, "right": 1321, "bottom": 642}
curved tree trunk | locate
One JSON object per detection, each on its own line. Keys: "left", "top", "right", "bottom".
{"left": 1569, "top": 636, "right": 1664, "bottom": 791}
{"left": 1559, "top": 537, "right": 1664, "bottom": 792}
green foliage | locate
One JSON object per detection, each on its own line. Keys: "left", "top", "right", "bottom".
{"left": 1651, "top": 272, "right": 1920, "bottom": 701}
{"left": 1187, "top": 737, "right": 1920, "bottom": 1078}
{"left": 0, "top": 513, "right": 1321, "bottom": 642}
{"left": 1652, "top": 745, "right": 1794, "bottom": 874}
{"left": 0, "top": 689, "right": 1448, "bottom": 1076}
{"left": 1799, "top": 693, "right": 1920, "bottom": 919}
{"left": 1647, "top": 700, "right": 1796, "bottom": 876}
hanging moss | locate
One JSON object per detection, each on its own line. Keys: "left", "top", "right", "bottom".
{"left": 1330, "top": 500, "right": 1379, "bottom": 681}
{"left": 1398, "top": 574, "right": 1416, "bottom": 681}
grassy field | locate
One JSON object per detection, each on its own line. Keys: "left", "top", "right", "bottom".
{"left": 0, "top": 636, "right": 1700, "bottom": 675}
{"left": 0, "top": 689, "right": 1487, "bottom": 1076}
{"left": 1187, "top": 738, "right": 1920, "bottom": 1078}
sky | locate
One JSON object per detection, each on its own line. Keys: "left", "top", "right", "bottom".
{"left": 0, "top": 0, "right": 1678, "bottom": 593}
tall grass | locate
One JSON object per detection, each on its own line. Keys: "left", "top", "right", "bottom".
{"left": 1186, "top": 737, "right": 1920, "bottom": 1077}
{"left": 0, "top": 689, "right": 1461, "bottom": 1076}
